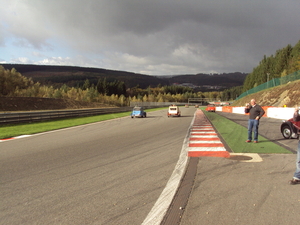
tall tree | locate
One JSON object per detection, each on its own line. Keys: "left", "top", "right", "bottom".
{"left": 82, "top": 79, "right": 90, "bottom": 90}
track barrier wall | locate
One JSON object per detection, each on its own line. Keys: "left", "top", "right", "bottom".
{"left": 216, "top": 106, "right": 295, "bottom": 120}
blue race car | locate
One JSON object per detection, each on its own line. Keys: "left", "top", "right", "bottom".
{"left": 131, "top": 106, "right": 147, "bottom": 118}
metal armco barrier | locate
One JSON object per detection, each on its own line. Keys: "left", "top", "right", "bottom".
{"left": 0, "top": 107, "right": 133, "bottom": 125}
{"left": 0, "top": 105, "right": 166, "bottom": 125}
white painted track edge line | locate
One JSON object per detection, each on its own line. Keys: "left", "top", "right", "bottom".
{"left": 189, "top": 140, "right": 223, "bottom": 144}
{"left": 141, "top": 111, "right": 196, "bottom": 225}
{"left": 187, "top": 147, "right": 227, "bottom": 151}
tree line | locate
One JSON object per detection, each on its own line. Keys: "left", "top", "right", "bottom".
{"left": 0, "top": 66, "right": 226, "bottom": 106}
{"left": 242, "top": 39, "right": 300, "bottom": 92}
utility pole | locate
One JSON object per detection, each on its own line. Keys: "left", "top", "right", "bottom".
{"left": 267, "top": 73, "right": 270, "bottom": 88}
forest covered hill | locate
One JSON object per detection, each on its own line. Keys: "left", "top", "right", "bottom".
{"left": 1, "top": 79, "right": 299, "bottom": 112}
{"left": 0, "top": 64, "right": 247, "bottom": 91}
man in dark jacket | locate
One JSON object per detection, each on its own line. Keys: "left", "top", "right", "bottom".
{"left": 244, "top": 99, "right": 265, "bottom": 143}
{"left": 289, "top": 107, "right": 300, "bottom": 185}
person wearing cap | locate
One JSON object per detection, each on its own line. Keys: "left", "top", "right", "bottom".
{"left": 289, "top": 106, "right": 300, "bottom": 185}
{"left": 244, "top": 99, "right": 265, "bottom": 143}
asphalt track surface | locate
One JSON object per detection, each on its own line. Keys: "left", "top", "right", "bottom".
{"left": 180, "top": 112, "right": 300, "bottom": 225}
{"left": 0, "top": 107, "right": 197, "bottom": 225}
{"left": 1, "top": 109, "right": 299, "bottom": 225}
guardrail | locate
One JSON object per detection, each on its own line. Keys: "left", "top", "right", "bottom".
{"left": 130, "top": 102, "right": 189, "bottom": 107}
{"left": 0, "top": 102, "right": 201, "bottom": 125}
{"left": 0, "top": 107, "right": 135, "bottom": 125}
{"left": 0, "top": 105, "right": 170, "bottom": 125}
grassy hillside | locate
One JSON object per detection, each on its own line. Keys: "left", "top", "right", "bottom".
{"left": 232, "top": 79, "right": 300, "bottom": 107}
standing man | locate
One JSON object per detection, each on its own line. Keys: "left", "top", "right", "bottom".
{"left": 245, "top": 99, "right": 265, "bottom": 143}
{"left": 289, "top": 107, "right": 300, "bottom": 185}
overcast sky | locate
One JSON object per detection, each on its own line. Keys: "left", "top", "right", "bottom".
{"left": 1, "top": 0, "right": 299, "bottom": 76}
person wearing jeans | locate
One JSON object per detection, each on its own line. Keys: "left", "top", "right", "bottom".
{"left": 244, "top": 99, "right": 265, "bottom": 143}
{"left": 290, "top": 107, "right": 300, "bottom": 185}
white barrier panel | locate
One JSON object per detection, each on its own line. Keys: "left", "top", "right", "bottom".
{"left": 216, "top": 107, "right": 222, "bottom": 112}
{"left": 232, "top": 107, "right": 245, "bottom": 114}
{"left": 219, "top": 106, "right": 295, "bottom": 120}
{"left": 267, "top": 107, "right": 294, "bottom": 120}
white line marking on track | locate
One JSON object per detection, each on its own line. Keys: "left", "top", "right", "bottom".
{"left": 0, "top": 117, "right": 130, "bottom": 143}
{"left": 190, "top": 135, "right": 218, "bottom": 137}
{"left": 141, "top": 111, "right": 196, "bottom": 225}
{"left": 187, "top": 147, "right": 227, "bottom": 151}
{"left": 189, "top": 140, "right": 223, "bottom": 144}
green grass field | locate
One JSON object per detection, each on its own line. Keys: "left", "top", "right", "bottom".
{"left": 0, "top": 111, "right": 130, "bottom": 139}
{"left": 202, "top": 109, "right": 291, "bottom": 154}
{"left": 0, "top": 107, "right": 292, "bottom": 154}
{"left": 0, "top": 107, "right": 166, "bottom": 140}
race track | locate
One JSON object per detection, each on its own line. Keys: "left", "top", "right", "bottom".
{"left": 0, "top": 107, "right": 197, "bottom": 225}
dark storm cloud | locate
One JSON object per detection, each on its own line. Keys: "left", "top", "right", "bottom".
{"left": 1, "top": 0, "right": 300, "bottom": 75}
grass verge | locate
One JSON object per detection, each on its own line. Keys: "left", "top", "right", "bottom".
{"left": 0, "top": 107, "right": 166, "bottom": 140}
{"left": 203, "top": 110, "right": 291, "bottom": 154}
{"left": 0, "top": 112, "right": 130, "bottom": 139}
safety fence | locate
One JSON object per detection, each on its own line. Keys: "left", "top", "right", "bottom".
{"left": 129, "top": 102, "right": 188, "bottom": 107}
{"left": 0, "top": 103, "right": 187, "bottom": 125}
{"left": 236, "top": 70, "right": 300, "bottom": 100}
